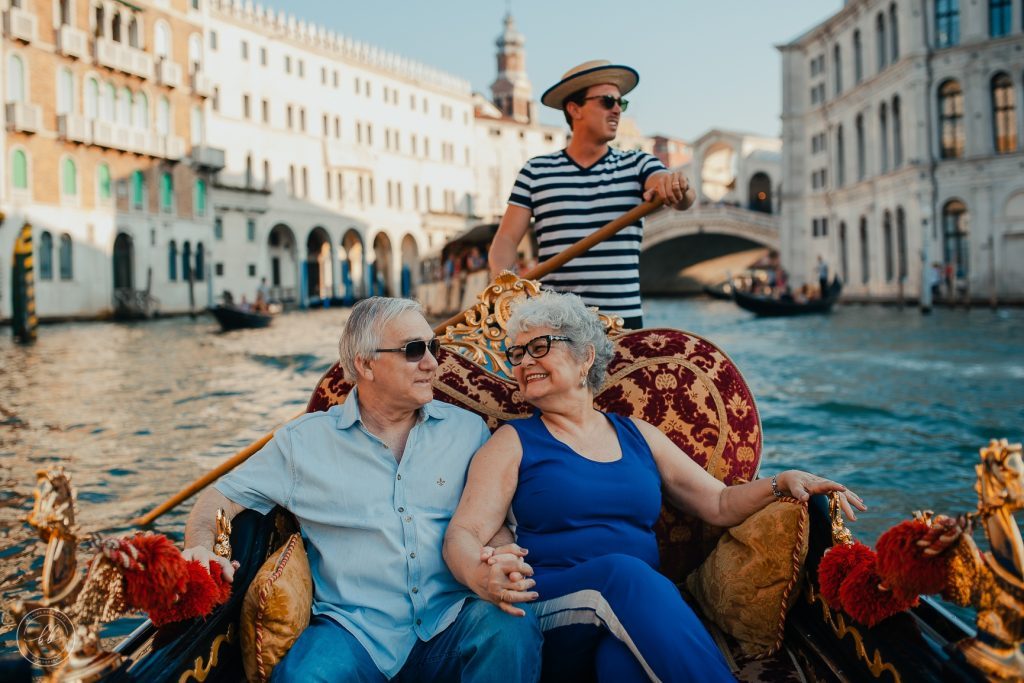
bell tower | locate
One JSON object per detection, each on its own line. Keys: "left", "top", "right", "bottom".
{"left": 490, "top": 13, "right": 534, "bottom": 123}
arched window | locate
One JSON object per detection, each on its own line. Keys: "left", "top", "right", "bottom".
{"left": 111, "top": 12, "right": 122, "bottom": 42}
{"left": 876, "top": 13, "right": 887, "bottom": 71}
{"left": 128, "top": 17, "right": 139, "bottom": 48}
{"left": 58, "top": 0, "right": 70, "bottom": 25}
{"left": 62, "top": 158, "right": 77, "bottom": 196}
{"left": 168, "top": 240, "right": 178, "bottom": 281}
{"left": 93, "top": 4, "right": 104, "bottom": 38}
{"left": 883, "top": 210, "right": 894, "bottom": 282}
{"left": 245, "top": 154, "right": 253, "bottom": 188}
{"left": 853, "top": 30, "right": 863, "bottom": 83}
{"left": 118, "top": 87, "right": 132, "bottom": 127}
{"left": 195, "top": 178, "right": 207, "bottom": 215}
{"left": 182, "top": 241, "right": 192, "bottom": 281}
{"left": 85, "top": 77, "right": 99, "bottom": 119}
{"left": 889, "top": 3, "right": 900, "bottom": 60}
{"left": 989, "top": 0, "right": 1011, "bottom": 37}
{"left": 879, "top": 102, "right": 889, "bottom": 172}
{"left": 892, "top": 96, "right": 903, "bottom": 167}
{"left": 936, "top": 0, "right": 960, "bottom": 48}
{"left": 157, "top": 96, "right": 170, "bottom": 135}
{"left": 859, "top": 216, "right": 870, "bottom": 284}
{"left": 134, "top": 92, "right": 149, "bottom": 129}
{"left": 154, "top": 21, "right": 170, "bottom": 60}
{"left": 102, "top": 82, "right": 115, "bottom": 121}
{"left": 12, "top": 149, "right": 28, "bottom": 190}
{"left": 7, "top": 55, "right": 25, "bottom": 102}
{"left": 839, "top": 221, "right": 849, "bottom": 282}
{"left": 939, "top": 79, "right": 964, "bottom": 158}
{"left": 992, "top": 72, "right": 1017, "bottom": 153}
{"left": 942, "top": 200, "right": 969, "bottom": 278}
{"left": 160, "top": 171, "right": 173, "bottom": 212}
{"left": 97, "top": 163, "right": 111, "bottom": 201}
{"left": 59, "top": 234, "right": 73, "bottom": 280}
{"left": 132, "top": 169, "right": 146, "bottom": 210}
{"left": 190, "top": 105, "right": 203, "bottom": 144}
{"left": 896, "top": 207, "right": 908, "bottom": 281}
{"left": 57, "top": 67, "right": 74, "bottom": 115}
{"left": 39, "top": 231, "right": 54, "bottom": 280}
{"left": 188, "top": 33, "right": 202, "bottom": 74}
{"left": 855, "top": 113, "right": 866, "bottom": 180}
{"left": 836, "top": 125, "right": 846, "bottom": 187}
{"left": 833, "top": 44, "right": 842, "bottom": 95}
{"left": 195, "top": 242, "right": 205, "bottom": 281}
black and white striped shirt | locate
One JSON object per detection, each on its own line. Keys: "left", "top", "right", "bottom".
{"left": 508, "top": 148, "right": 666, "bottom": 320}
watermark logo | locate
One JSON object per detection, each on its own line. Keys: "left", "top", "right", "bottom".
{"left": 17, "top": 607, "right": 76, "bottom": 667}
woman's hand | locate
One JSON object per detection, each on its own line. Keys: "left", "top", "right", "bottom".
{"left": 473, "top": 544, "right": 538, "bottom": 616}
{"left": 777, "top": 470, "right": 867, "bottom": 521}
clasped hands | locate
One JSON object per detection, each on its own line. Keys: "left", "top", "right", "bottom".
{"left": 473, "top": 543, "right": 538, "bottom": 617}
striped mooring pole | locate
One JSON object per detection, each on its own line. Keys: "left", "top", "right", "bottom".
{"left": 11, "top": 222, "right": 37, "bottom": 343}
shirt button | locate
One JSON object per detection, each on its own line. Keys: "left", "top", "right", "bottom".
{"left": 398, "top": 507, "right": 405, "bottom": 513}
{"left": 396, "top": 474, "right": 402, "bottom": 480}
{"left": 416, "top": 619, "right": 422, "bottom": 626}
{"left": 411, "top": 587, "right": 419, "bottom": 594}
{"left": 405, "top": 515, "right": 412, "bottom": 523}
{"left": 410, "top": 552, "right": 416, "bottom": 558}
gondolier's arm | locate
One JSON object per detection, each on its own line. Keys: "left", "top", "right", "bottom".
{"left": 488, "top": 205, "right": 532, "bottom": 278}
{"left": 182, "top": 487, "right": 246, "bottom": 582}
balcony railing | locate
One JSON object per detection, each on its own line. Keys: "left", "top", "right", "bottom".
{"left": 191, "top": 72, "right": 213, "bottom": 98}
{"left": 4, "top": 7, "right": 37, "bottom": 43}
{"left": 125, "top": 47, "right": 154, "bottom": 79}
{"left": 57, "top": 25, "right": 87, "bottom": 59}
{"left": 57, "top": 114, "right": 90, "bottom": 143}
{"left": 6, "top": 102, "right": 41, "bottom": 133}
{"left": 157, "top": 60, "right": 182, "bottom": 88}
{"left": 130, "top": 129, "right": 148, "bottom": 154}
{"left": 165, "top": 135, "right": 185, "bottom": 160}
{"left": 114, "top": 125, "right": 132, "bottom": 150}
{"left": 92, "top": 120, "right": 115, "bottom": 147}
{"left": 95, "top": 38, "right": 119, "bottom": 70}
{"left": 191, "top": 145, "right": 225, "bottom": 170}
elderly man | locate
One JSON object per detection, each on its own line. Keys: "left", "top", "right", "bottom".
{"left": 183, "top": 297, "right": 542, "bottom": 682}
{"left": 488, "top": 60, "right": 697, "bottom": 330}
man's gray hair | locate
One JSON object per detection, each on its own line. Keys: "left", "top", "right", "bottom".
{"left": 338, "top": 297, "right": 423, "bottom": 381}
{"left": 507, "top": 291, "right": 614, "bottom": 391}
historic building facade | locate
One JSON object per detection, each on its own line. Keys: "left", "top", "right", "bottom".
{"left": 0, "top": 0, "right": 217, "bottom": 319}
{"left": 779, "top": 0, "right": 1024, "bottom": 303}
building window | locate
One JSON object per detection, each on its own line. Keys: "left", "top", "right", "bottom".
{"left": 938, "top": 79, "right": 964, "bottom": 159}
{"left": 195, "top": 243, "right": 205, "bottom": 281}
{"left": 168, "top": 240, "right": 177, "bottom": 281}
{"left": 59, "top": 234, "right": 73, "bottom": 280}
{"left": 301, "top": 167, "right": 308, "bottom": 197}
{"left": 876, "top": 13, "right": 887, "bottom": 71}
{"left": 7, "top": 55, "right": 25, "bottom": 102}
{"left": 12, "top": 149, "right": 28, "bottom": 190}
{"left": 989, "top": 0, "right": 1011, "bottom": 36}
{"left": 214, "top": 216, "right": 223, "bottom": 240}
{"left": 215, "top": 263, "right": 224, "bottom": 276}
{"left": 57, "top": 67, "right": 73, "bottom": 115}
{"left": 160, "top": 171, "right": 173, "bottom": 212}
{"left": 97, "top": 163, "right": 111, "bottom": 201}
{"left": 212, "top": 86, "right": 219, "bottom": 112}
{"left": 248, "top": 264, "right": 256, "bottom": 277}
{"left": 892, "top": 96, "right": 903, "bottom": 167}
{"left": 182, "top": 241, "right": 192, "bottom": 281}
{"left": 855, "top": 113, "right": 866, "bottom": 180}
{"left": 879, "top": 102, "right": 889, "bottom": 172}
{"left": 209, "top": 30, "right": 217, "bottom": 51}
{"left": 853, "top": 30, "right": 863, "bottom": 83}
{"left": 935, "top": 0, "right": 960, "bottom": 48}
{"left": 896, "top": 207, "right": 908, "bottom": 281}
{"left": 883, "top": 210, "right": 894, "bottom": 282}
{"left": 942, "top": 200, "right": 969, "bottom": 278}
{"left": 243, "top": 94, "right": 250, "bottom": 119}
{"left": 262, "top": 98, "right": 269, "bottom": 123}
{"left": 890, "top": 3, "right": 900, "bottom": 60}
{"left": 132, "top": 170, "right": 145, "bottom": 210}
{"left": 241, "top": 40, "right": 249, "bottom": 60}
{"left": 833, "top": 44, "right": 842, "bottom": 95}
{"left": 195, "top": 179, "right": 207, "bottom": 215}
{"left": 62, "top": 158, "right": 77, "bottom": 197}
{"left": 247, "top": 218, "right": 255, "bottom": 242}
{"left": 859, "top": 217, "right": 870, "bottom": 284}
{"left": 992, "top": 72, "right": 1017, "bottom": 153}
{"left": 284, "top": 55, "right": 291, "bottom": 74}
{"left": 839, "top": 221, "right": 849, "bottom": 282}
{"left": 263, "top": 160, "right": 270, "bottom": 189}
{"left": 260, "top": 47, "right": 267, "bottom": 66}
{"left": 39, "top": 231, "right": 53, "bottom": 280}
{"left": 297, "top": 60, "right": 304, "bottom": 78}
{"left": 288, "top": 165, "right": 295, "bottom": 195}
{"left": 85, "top": 78, "right": 99, "bottom": 119}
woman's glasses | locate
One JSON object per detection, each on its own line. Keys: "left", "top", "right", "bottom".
{"left": 505, "top": 335, "right": 573, "bottom": 366}
{"left": 583, "top": 95, "right": 629, "bottom": 112}
{"left": 375, "top": 338, "right": 441, "bottom": 362}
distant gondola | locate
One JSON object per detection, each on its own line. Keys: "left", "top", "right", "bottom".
{"left": 209, "top": 304, "right": 273, "bottom": 331}
{"left": 733, "top": 279, "right": 842, "bottom": 317}
{"left": 702, "top": 280, "right": 734, "bottom": 300}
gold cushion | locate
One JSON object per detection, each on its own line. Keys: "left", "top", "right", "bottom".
{"left": 685, "top": 499, "right": 809, "bottom": 658}
{"left": 240, "top": 533, "right": 313, "bottom": 682}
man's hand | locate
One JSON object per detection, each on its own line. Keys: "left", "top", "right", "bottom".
{"left": 643, "top": 171, "right": 695, "bottom": 210}
{"left": 473, "top": 543, "right": 537, "bottom": 616}
{"left": 182, "top": 546, "right": 240, "bottom": 583}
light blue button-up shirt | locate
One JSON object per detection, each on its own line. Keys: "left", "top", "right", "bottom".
{"left": 215, "top": 388, "right": 491, "bottom": 677}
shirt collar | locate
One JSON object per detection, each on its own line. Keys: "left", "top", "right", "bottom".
{"left": 334, "top": 386, "right": 447, "bottom": 430}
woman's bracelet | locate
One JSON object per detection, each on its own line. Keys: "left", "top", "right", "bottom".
{"left": 770, "top": 474, "right": 783, "bottom": 498}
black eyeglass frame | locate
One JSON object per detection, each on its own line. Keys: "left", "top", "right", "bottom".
{"left": 375, "top": 338, "right": 441, "bottom": 362}
{"left": 582, "top": 95, "right": 629, "bottom": 112}
{"left": 505, "top": 335, "right": 574, "bottom": 366}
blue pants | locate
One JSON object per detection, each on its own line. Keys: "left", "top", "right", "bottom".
{"left": 271, "top": 597, "right": 542, "bottom": 682}
{"left": 533, "top": 554, "right": 735, "bottom": 683}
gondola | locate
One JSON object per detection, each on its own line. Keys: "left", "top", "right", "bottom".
{"left": 733, "top": 279, "right": 843, "bottom": 317}
{"left": 702, "top": 279, "right": 734, "bottom": 300}
{"left": 209, "top": 304, "right": 274, "bottom": 331}
{"left": 9, "top": 272, "right": 1021, "bottom": 683}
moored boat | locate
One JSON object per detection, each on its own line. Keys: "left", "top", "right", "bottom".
{"left": 733, "top": 279, "right": 843, "bottom": 317}
{"left": 209, "top": 304, "right": 273, "bottom": 331}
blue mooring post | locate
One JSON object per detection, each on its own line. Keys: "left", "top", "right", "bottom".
{"left": 401, "top": 265, "right": 411, "bottom": 298}
{"left": 12, "top": 222, "right": 37, "bottom": 344}
{"left": 341, "top": 260, "right": 354, "bottom": 306}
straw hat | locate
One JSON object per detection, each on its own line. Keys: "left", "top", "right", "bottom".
{"left": 540, "top": 60, "right": 639, "bottom": 109}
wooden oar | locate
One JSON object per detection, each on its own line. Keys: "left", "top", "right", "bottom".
{"left": 131, "top": 198, "right": 665, "bottom": 526}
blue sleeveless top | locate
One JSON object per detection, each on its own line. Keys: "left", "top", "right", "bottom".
{"left": 508, "top": 412, "right": 663, "bottom": 575}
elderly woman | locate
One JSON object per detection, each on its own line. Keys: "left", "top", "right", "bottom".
{"left": 444, "top": 291, "right": 866, "bottom": 682}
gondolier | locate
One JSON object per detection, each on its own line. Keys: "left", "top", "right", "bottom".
{"left": 488, "top": 59, "right": 696, "bottom": 329}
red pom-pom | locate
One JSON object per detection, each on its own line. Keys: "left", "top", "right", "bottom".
{"left": 818, "top": 542, "right": 875, "bottom": 608}
{"left": 148, "top": 561, "right": 232, "bottom": 627}
{"left": 839, "top": 557, "right": 917, "bottom": 627}
{"left": 121, "top": 533, "right": 189, "bottom": 612}
{"left": 876, "top": 520, "right": 949, "bottom": 599}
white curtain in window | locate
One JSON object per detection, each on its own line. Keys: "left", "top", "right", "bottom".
{"left": 134, "top": 92, "right": 149, "bottom": 129}
{"left": 190, "top": 106, "right": 204, "bottom": 144}
{"left": 57, "top": 68, "right": 74, "bottom": 115}
{"left": 154, "top": 22, "right": 170, "bottom": 59}
{"left": 188, "top": 34, "right": 203, "bottom": 73}
{"left": 85, "top": 78, "right": 99, "bottom": 119}
{"left": 118, "top": 88, "right": 132, "bottom": 126}
{"left": 102, "top": 83, "right": 115, "bottom": 121}
{"left": 157, "top": 96, "right": 170, "bottom": 135}
{"left": 7, "top": 56, "right": 25, "bottom": 102}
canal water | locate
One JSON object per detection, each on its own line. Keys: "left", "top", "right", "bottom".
{"left": 1, "top": 298, "right": 1022, "bottom": 648}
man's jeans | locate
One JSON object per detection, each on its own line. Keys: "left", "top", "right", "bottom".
{"left": 272, "top": 598, "right": 542, "bottom": 682}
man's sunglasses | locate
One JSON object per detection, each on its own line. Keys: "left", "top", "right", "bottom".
{"left": 505, "top": 335, "right": 573, "bottom": 366}
{"left": 583, "top": 95, "right": 629, "bottom": 112}
{"left": 375, "top": 338, "right": 441, "bottom": 362}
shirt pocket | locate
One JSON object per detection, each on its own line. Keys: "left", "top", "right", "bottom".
{"left": 408, "top": 464, "right": 467, "bottom": 518}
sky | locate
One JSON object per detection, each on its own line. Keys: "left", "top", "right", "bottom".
{"left": 254, "top": 0, "right": 843, "bottom": 141}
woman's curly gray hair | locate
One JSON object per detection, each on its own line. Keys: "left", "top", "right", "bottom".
{"left": 506, "top": 291, "right": 614, "bottom": 391}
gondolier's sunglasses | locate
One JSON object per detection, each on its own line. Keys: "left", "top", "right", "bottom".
{"left": 505, "top": 335, "right": 573, "bottom": 366}
{"left": 583, "top": 95, "right": 629, "bottom": 112}
{"left": 376, "top": 338, "right": 441, "bottom": 362}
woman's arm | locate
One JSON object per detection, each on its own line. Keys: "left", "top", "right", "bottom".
{"left": 443, "top": 425, "right": 538, "bottom": 616}
{"left": 632, "top": 418, "right": 866, "bottom": 528}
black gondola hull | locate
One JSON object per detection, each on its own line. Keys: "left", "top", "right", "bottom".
{"left": 209, "top": 305, "right": 273, "bottom": 331}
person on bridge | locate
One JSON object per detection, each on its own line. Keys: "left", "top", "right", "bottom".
{"left": 487, "top": 60, "right": 696, "bottom": 330}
